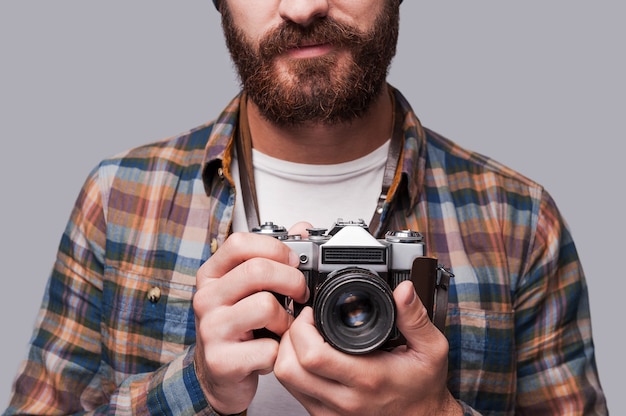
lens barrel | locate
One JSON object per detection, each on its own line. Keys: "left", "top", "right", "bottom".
{"left": 313, "top": 267, "right": 396, "bottom": 354}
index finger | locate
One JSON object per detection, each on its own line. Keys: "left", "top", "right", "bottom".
{"left": 197, "top": 232, "right": 299, "bottom": 282}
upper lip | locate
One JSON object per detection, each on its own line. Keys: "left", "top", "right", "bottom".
{"left": 293, "top": 40, "right": 329, "bottom": 50}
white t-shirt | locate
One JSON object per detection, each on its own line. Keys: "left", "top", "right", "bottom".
{"left": 230, "top": 140, "right": 390, "bottom": 415}
{"left": 231, "top": 140, "right": 390, "bottom": 234}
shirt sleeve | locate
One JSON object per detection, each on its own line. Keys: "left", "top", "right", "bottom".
{"left": 512, "top": 189, "right": 607, "bottom": 414}
{"left": 3, "top": 166, "right": 217, "bottom": 416}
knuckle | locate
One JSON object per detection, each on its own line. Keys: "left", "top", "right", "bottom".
{"left": 195, "top": 258, "right": 217, "bottom": 283}
{"left": 192, "top": 287, "right": 211, "bottom": 314}
{"left": 255, "top": 291, "right": 282, "bottom": 314}
{"left": 242, "top": 258, "right": 276, "bottom": 285}
{"left": 359, "top": 372, "right": 383, "bottom": 393}
{"left": 192, "top": 281, "right": 221, "bottom": 311}
{"left": 343, "top": 399, "right": 364, "bottom": 415}
{"left": 259, "top": 341, "right": 279, "bottom": 365}
{"left": 197, "top": 308, "right": 227, "bottom": 340}
{"left": 273, "top": 365, "right": 292, "bottom": 386}
{"left": 273, "top": 356, "right": 287, "bottom": 378}
{"left": 298, "top": 348, "right": 324, "bottom": 370}
{"left": 274, "top": 351, "right": 295, "bottom": 382}
{"left": 225, "top": 231, "right": 249, "bottom": 247}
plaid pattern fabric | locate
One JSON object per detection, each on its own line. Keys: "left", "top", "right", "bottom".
{"left": 4, "top": 88, "right": 607, "bottom": 415}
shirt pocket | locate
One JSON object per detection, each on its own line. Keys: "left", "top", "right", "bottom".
{"left": 101, "top": 266, "right": 196, "bottom": 379}
{"left": 445, "top": 306, "right": 516, "bottom": 413}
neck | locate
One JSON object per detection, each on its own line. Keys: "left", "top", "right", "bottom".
{"left": 246, "top": 84, "right": 393, "bottom": 165}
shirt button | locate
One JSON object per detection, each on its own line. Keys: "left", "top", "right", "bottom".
{"left": 210, "top": 238, "right": 219, "bottom": 254}
{"left": 147, "top": 286, "right": 161, "bottom": 303}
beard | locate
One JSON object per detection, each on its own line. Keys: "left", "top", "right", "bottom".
{"left": 221, "top": 1, "right": 399, "bottom": 126}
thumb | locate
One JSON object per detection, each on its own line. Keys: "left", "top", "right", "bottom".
{"left": 393, "top": 280, "right": 445, "bottom": 351}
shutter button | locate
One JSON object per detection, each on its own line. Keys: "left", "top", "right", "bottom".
{"left": 147, "top": 286, "right": 161, "bottom": 303}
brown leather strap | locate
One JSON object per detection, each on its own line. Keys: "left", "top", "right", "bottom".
{"left": 236, "top": 97, "right": 261, "bottom": 230}
{"left": 410, "top": 257, "right": 453, "bottom": 333}
{"left": 433, "top": 265, "right": 453, "bottom": 332}
{"left": 368, "top": 90, "right": 404, "bottom": 238}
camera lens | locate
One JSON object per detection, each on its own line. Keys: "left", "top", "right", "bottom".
{"left": 313, "top": 267, "right": 395, "bottom": 354}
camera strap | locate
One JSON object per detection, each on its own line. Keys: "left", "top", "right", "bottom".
{"left": 434, "top": 264, "right": 453, "bottom": 331}
{"left": 411, "top": 257, "right": 453, "bottom": 333}
{"left": 235, "top": 96, "right": 261, "bottom": 231}
{"left": 368, "top": 90, "right": 404, "bottom": 238}
{"left": 235, "top": 89, "right": 404, "bottom": 234}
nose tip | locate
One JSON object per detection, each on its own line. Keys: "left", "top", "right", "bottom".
{"left": 279, "top": 0, "right": 329, "bottom": 27}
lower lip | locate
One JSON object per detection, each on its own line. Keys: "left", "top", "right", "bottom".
{"left": 287, "top": 44, "right": 334, "bottom": 59}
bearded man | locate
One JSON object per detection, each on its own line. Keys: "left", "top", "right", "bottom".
{"left": 4, "top": 0, "right": 607, "bottom": 415}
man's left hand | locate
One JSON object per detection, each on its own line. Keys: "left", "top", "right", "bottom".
{"left": 274, "top": 279, "right": 462, "bottom": 415}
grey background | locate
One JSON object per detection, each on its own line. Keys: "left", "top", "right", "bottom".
{"left": 1, "top": 1, "right": 623, "bottom": 413}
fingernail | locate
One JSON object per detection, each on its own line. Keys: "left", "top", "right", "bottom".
{"left": 406, "top": 288, "right": 417, "bottom": 306}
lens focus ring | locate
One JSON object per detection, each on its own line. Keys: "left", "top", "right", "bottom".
{"left": 313, "top": 267, "right": 396, "bottom": 355}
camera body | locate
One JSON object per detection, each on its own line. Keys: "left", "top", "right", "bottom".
{"left": 252, "top": 219, "right": 438, "bottom": 355}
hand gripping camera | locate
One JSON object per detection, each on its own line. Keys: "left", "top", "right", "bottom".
{"left": 252, "top": 219, "right": 451, "bottom": 355}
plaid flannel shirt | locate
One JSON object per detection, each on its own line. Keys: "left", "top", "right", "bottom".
{"left": 5, "top": 87, "right": 607, "bottom": 415}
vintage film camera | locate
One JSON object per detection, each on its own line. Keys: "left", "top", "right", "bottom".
{"left": 252, "top": 219, "right": 451, "bottom": 355}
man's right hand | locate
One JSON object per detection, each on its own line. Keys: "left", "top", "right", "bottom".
{"left": 192, "top": 231, "right": 309, "bottom": 415}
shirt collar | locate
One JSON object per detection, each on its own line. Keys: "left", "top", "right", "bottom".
{"left": 201, "top": 86, "right": 427, "bottom": 211}
{"left": 389, "top": 85, "right": 428, "bottom": 211}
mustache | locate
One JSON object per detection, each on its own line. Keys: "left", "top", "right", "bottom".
{"left": 258, "top": 17, "right": 367, "bottom": 59}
